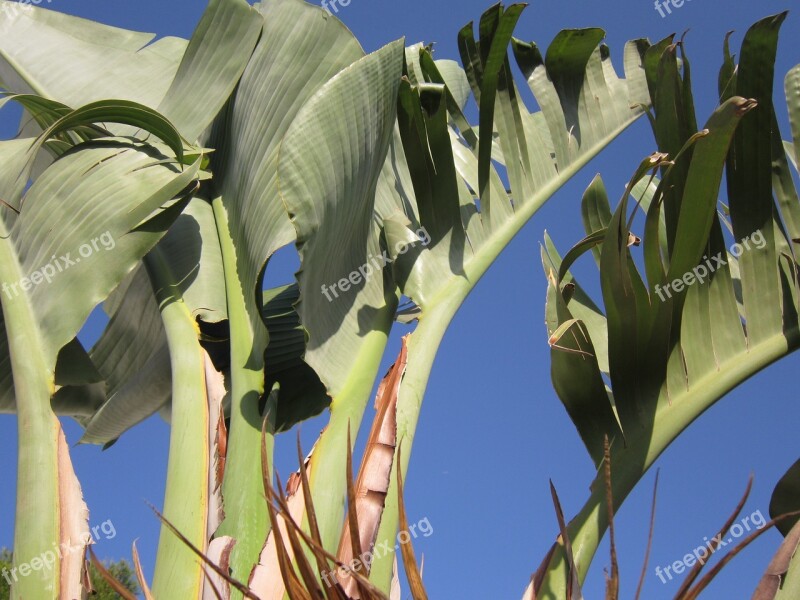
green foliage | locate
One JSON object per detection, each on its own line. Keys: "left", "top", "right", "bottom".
{"left": 89, "top": 560, "right": 139, "bottom": 598}
{"left": 0, "top": 548, "right": 139, "bottom": 598}
{"left": 537, "top": 13, "right": 800, "bottom": 599}
{"left": 0, "top": 549, "right": 9, "bottom": 600}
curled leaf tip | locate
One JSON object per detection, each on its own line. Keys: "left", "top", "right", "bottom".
{"left": 735, "top": 98, "right": 758, "bottom": 115}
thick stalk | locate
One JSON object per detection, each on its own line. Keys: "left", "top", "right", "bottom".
{"left": 534, "top": 328, "right": 800, "bottom": 599}
{"left": 304, "top": 297, "right": 396, "bottom": 554}
{"left": 146, "top": 251, "right": 210, "bottom": 599}
{"left": 369, "top": 149, "right": 667, "bottom": 590}
{"left": 0, "top": 217, "right": 61, "bottom": 598}
{"left": 368, "top": 295, "right": 457, "bottom": 589}
{"left": 211, "top": 197, "right": 270, "bottom": 592}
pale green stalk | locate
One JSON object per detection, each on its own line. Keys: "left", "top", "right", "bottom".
{"left": 146, "top": 249, "right": 210, "bottom": 599}
{"left": 305, "top": 296, "right": 397, "bottom": 553}
{"left": 0, "top": 215, "right": 61, "bottom": 599}
{"left": 370, "top": 141, "right": 645, "bottom": 589}
{"left": 211, "top": 197, "right": 271, "bottom": 593}
{"left": 369, "top": 288, "right": 460, "bottom": 588}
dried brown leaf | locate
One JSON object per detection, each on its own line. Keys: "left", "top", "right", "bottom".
{"left": 550, "top": 481, "right": 584, "bottom": 600}
{"left": 294, "top": 434, "right": 345, "bottom": 600}
{"left": 57, "top": 422, "right": 91, "bottom": 599}
{"left": 255, "top": 416, "right": 307, "bottom": 600}
{"left": 341, "top": 425, "right": 372, "bottom": 598}
{"left": 88, "top": 547, "right": 138, "bottom": 600}
{"left": 202, "top": 565, "right": 226, "bottom": 600}
{"left": 337, "top": 336, "right": 409, "bottom": 597}
{"left": 249, "top": 427, "right": 320, "bottom": 599}
{"left": 389, "top": 556, "right": 402, "bottom": 600}
{"left": 267, "top": 487, "right": 383, "bottom": 599}
{"left": 274, "top": 469, "right": 324, "bottom": 600}
{"left": 603, "top": 438, "right": 619, "bottom": 600}
{"left": 150, "top": 504, "right": 259, "bottom": 600}
{"left": 132, "top": 540, "right": 155, "bottom": 600}
{"left": 205, "top": 351, "right": 228, "bottom": 541}
{"left": 634, "top": 470, "right": 659, "bottom": 600}
{"left": 680, "top": 510, "right": 800, "bottom": 600}
{"left": 673, "top": 475, "right": 753, "bottom": 598}
{"left": 202, "top": 536, "right": 235, "bottom": 600}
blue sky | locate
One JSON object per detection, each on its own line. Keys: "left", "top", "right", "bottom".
{"left": 0, "top": 1, "right": 798, "bottom": 599}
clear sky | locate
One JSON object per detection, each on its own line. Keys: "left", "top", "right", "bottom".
{"left": 0, "top": 1, "right": 798, "bottom": 599}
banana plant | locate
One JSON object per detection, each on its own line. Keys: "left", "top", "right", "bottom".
{"left": 258, "top": 2, "right": 655, "bottom": 592}
{"left": 0, "top": 8, "right": 211, "bottom": 595}
{"left": 1, "top": 0, "right": 406, "bottom": 595}
{"left": 0, "top": 95, "right": 204, "bottom": 598}
{"left": 535, "top": 14, "right": 800, "bottom": 598}
{"left": 363, "top": 4, "right": 652, "bottom": 588}
{"left": 1, "top": 0, "right": 655, "bottom": 597}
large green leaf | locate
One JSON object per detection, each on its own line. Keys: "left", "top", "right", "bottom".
{"left": 76, "top": 195, "right": 229, "bottom": 446}
{"left": 156, "top": 0, "right": 263, "bottom": 142}
{"left": 56, "top": 0, "right": 261, "bottom": 445}
{"left": 262, "top": 284, "right": 329, "bottom": 431}
{"left": 280, "top": 39, "right": 404, "bottom": 400}
{"left": 0, "top": 112, "right": 201, "bottom": 599}
{"left": 9, "top": 141, "right": 199, "bottom": 372}
{"left": 205, "top": 1, "right": 368, "bottom": 580}
{"left": 535, "top": 16, "right": 798, "bottom": 599}
{"left": 55, "top": 0, "right": 268, "bottom": 569}
{"left": 0, "top": 0, "right": 186, "bottom": 109}
{"left": 276, "top": 34, "right": 405, "bottom": 553}
{"left": 726, "top": 13, "right": 787, "bottom": 345}
{"left": 370, "top": 4, "right": 651, "bottom": 589}
{"left": 209, "top": 0, "right": 364, "bottom": 362}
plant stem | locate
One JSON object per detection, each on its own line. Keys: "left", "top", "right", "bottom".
{"left": 0, "top": 217, "right": 61, "bottom": 599}
{"left": 368, "top": 135, "right": 652, "bottom": 590}
{"left": 304, "top": 296, "right": 397, "bottom": 554}
{"left": 368, "top": 296, "right": 456, "bottom": 589}
{"left": 211, "top": 197, "right": 270, "bottom": 593}
{"left": 145, "top": 249, "right": 210, "bottom": 600}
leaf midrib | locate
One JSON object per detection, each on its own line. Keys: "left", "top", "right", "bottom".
{"left": 424, "top": 112, "right": 644, "bottom": 314}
